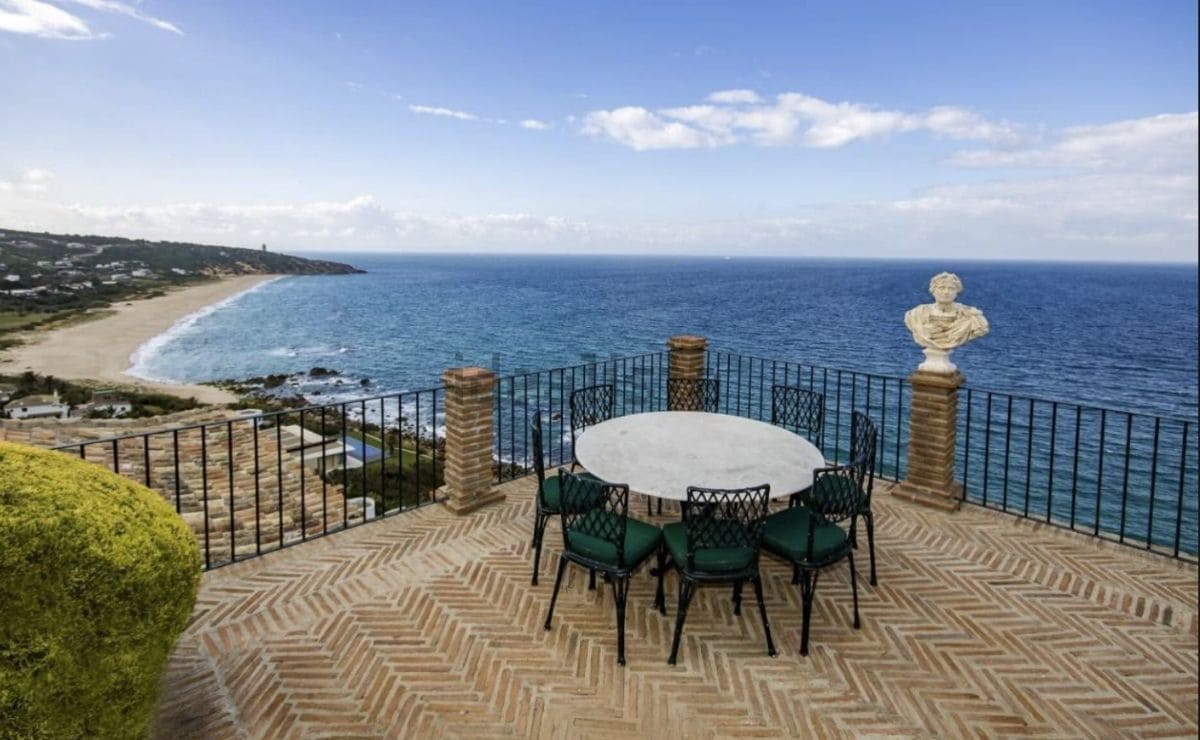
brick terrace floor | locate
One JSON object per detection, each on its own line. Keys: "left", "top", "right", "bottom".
{"left": 152, "top": 476, "right": 1199, "bottom": 738}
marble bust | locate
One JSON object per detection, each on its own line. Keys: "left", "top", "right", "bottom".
{"left": 904, "top": 272, "right": 989, "bottom": 373}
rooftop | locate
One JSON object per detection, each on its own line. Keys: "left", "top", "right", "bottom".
{"left": 152, "top": 475, "right": 1198, "bottom": 738}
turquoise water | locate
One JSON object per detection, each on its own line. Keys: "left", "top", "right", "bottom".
{"left": 134, "top": 254, "right": 1198, "bottom": 419}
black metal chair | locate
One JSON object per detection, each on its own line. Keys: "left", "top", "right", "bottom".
{"left": 849, "top": 411, "right": 879, "bottom": 586}
{"left": 761, "top": 463, "right": 863, "bottom": 656}
{"left": 530, "top": 411, "right": 599, "bottom": 585}
{"left": 543, "top": 471, "right": 665, "bottom": 665}
{"left": 569, "top": 384, "right": 615, "bottom": 470}
{"left": 667, "top": 377, "right": 720, "bottom": 413}
{"left": 661, "top": 484, "right": 776, "bottom": 664}
{"left": 771, "top": 385, "right": 826, "bottom": 506}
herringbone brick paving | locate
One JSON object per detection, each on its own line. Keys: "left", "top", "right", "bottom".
{"left": 152, "top": 477, "right": 1199, "bottom": 738}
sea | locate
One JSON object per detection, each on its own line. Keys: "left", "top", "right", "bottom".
{"left": 131, "top": 254, "right": 1198, "bottom": 421}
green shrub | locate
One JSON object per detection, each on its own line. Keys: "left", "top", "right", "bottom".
{"left": 0, "top": 442, "right": 201, "bottom": 738}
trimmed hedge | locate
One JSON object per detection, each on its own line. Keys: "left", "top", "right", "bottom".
{"left": 0, "top": 442, "right": 200, "bottom": 738}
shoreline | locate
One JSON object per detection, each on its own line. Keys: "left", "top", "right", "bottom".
{"left": 1, "top": 275, "right": 281, "bottom": 404}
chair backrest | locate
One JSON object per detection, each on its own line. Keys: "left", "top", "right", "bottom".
{"left": 570, "top": 383, "right": 615, "bottom": 448}
{"left": 850, "top": 411, "right": 878, "bottom": 500}
{"left": 806, "top": 464, "right": 862, "bottom": 526}
{"left": 667, "top": 377, "right": 720, "bottom": 413}
{"left": 682, "top": 484, "right": 770, "bottom": 572}
{"left": 531, "top": 409, "right": 548, "bottom": 489}
{"left": 771, "top": 385, "right": 825, "bottom": 445}
{"left": 557, "top": 470, "right": 631, "bottom": 568}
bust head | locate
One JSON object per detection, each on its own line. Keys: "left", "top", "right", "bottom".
{"left": 928, "top": 272, "right": 963, "bottom": 306}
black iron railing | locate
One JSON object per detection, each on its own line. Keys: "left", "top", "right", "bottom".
{"left": 706, "top": 351, "right": 911, "bottom": 481}
{"left": 959, "top": 388, "right": 1197, "bottom": 559}
{"left": 59, "top": 349, "right": 1197, "bottom": 567}
{"left": 493, "top": 352, "right": 670, "bottom": 480}
{"left": 54, "top": 388, "right": 443, "bottom": 570}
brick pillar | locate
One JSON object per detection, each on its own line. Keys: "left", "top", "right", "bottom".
{"left": 439, "top": 367, "right": 505, "bottom": 515}
{"left": 667, "top": 335, "right": 708, "bottom": 411}
{"left": 892, "top": 370, "right": 963, "bottom": 512}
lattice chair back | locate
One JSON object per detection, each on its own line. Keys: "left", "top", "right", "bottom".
{"left": 806, "top": 465, "right": 862, "bottom": 526}
{"left": 850, "top": 411, "right": 878, "bottom": 495}
{"left": 771, "top": 385, "right": 825, "bottom": 445}
{"left": 667, "top": 377, "right": 720, "bottom": 413}
{"left": 570, "top": 384, "right": 615, "bottom": 444}
{"left": 557, "top": 470, "right": 631, "bottom": 568}
{"left": 682, "top": 484, "right": 770, "bottom": 573}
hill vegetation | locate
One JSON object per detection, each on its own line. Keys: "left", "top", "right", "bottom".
{"left": 0, "top": 227, "right": 363, "bottom": 343}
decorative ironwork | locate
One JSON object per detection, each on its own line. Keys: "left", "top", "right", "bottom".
{"left": 569, "top": 383, "right": 616, "bottom": 468}
{"left": 667, "top": 377, "right": 720, "bottom": 412}
{"left": 771, "top": 384, "right": 825, "bottom": 445}
{"left": 544, "top": 470, "right": 665, "bottom": 665}
{"left": 529, "top": 410, "right": 554, "bottom": 585}
{"left": 667, "top": 484, "right": 776, "bottom": 664}
{"left": 850, "top": 411, "right": 880, "bottom": 585}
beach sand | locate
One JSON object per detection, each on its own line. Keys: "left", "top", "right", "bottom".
{"left": 1, "top": 275, "right": 279, "bottom": 404}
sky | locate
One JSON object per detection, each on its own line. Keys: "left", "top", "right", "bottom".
{"left": 0, "top": 1, "right": 1196, "bottom": 261}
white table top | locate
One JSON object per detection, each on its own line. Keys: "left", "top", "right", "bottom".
{"left": 574, "top": 411, "right": 826, "bottom": 502}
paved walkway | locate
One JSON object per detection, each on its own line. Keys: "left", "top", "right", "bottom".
{"left": 153, "top": 477, "right": 1198, "bottom": 738}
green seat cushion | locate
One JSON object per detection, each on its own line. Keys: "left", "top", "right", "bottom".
{"left": 566, "top": 511, "right": 661, "bottom": 568}
{"left": 761, "top": 506, "right": 848, "bottom": 564}
{"left": 540, "top": 471, "right": 603, "bottom": 511}
{"left": 662, "top": 521, "right": 754, "bottom": 573}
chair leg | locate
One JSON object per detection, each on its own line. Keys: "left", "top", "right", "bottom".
{"left": 543, "top": 556, "right": 568, "bottom": 630}
{"left": 668, "top": 578, "right": 697, "bottom": 665}
{"left": 865, "top": 511, "right": 878, "bottom": 586}
{"left": 654, "top": 545, "right": 667, "bottom": 615}
{"left": 848, "top": 551, "right": 861, "bottom": 630}
{"left": 613, "top": 576, "right": 629, "bottom": 666}
{"left": 792, "top": 563, "right": 800, "bottom": 585}
{"left": 589, "top": 569, "right": 596, "bottom": 590}
{"left": 752, "top": 576, "right": 777, "bottom": 657}
{"left": 656, "top": 498, "right": 663, "bottom": 516}
{"left": 799, "top": 570, "right": 818, "bottom": 656}
{"left": 731, "top": 580, "right": 743, "bottom": 616}
{"left": 531, "top": 512, "right": 548, "bottom": 586}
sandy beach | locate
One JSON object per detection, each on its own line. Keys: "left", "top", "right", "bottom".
{"left": 1, "top": 275, "right": 279, "bottom": 404}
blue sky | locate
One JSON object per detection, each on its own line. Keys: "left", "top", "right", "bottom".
{"left": 1, "top": 0, "right": 1196, "bottom": 260}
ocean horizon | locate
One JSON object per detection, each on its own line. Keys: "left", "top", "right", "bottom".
{"left": 131, "top": 253, "right": 1198, "bottom": 419}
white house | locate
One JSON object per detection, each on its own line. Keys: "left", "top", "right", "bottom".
{"left": 88, "top": 391, "right": 133, "bottom": 417}
{"left": 4, "top": 274, "right": 20, "bottom": 283}
{"left": 0, "top": 384, "right": 16, "bottom": 404}
{"left": 5, "top": 392, "right": 70, "bottom": 420}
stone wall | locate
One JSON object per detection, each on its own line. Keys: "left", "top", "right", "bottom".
{"left": 2, "top": 410, "right": 362, "bottom": 567}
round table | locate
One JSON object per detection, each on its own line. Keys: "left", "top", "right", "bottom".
{"left": 575, "top": 411, "right": 826, "bottom": 502}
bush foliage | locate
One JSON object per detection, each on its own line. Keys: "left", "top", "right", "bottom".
{"left": 0, "top": 442, "right": 201, "bottom": 738}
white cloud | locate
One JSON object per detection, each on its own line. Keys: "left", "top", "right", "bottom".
{"left": 581, "top": 106, "right": 726, "bottom": 151}
{"left": 951, "top": 112, "right": 1198, "bottom": 171}
{"left": 59, "top": 0, "right": 181, "bottom": 34}
{"left": 409, "top": 104, "right": 479, "bottom": 121}
{"left": 0, "top": 0, "right": 180, "bottom": 38}
{"left": 520, "top": 119, "right": 551, "bottom": 130}
{"left": 0, "top": 0, "right": 95, "bottom": 39}
{"left": 583, "top": 90, "right": 1016, "bottom": 150}
{"left": 706, "top": 89, "right": 760, "bottom": 104}
{"left": 0, "top": 167, "right": 55, "bottom": 193}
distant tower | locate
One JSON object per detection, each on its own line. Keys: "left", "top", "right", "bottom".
{"left": 261, "top": 243, "right": 267, "bottom": 252}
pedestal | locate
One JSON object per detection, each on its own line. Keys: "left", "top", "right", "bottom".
{"left": 891, "top": 369, "right": 964, "bottom": 512}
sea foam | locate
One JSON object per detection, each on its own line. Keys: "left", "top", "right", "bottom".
{"left": 126, "top": 277, "right": 285, "bottom": 383}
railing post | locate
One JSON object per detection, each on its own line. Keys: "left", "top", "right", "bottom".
{"left": 438, "top": 367, "right": 505, "bottom": 515}
{"left": 668, "top": 334, "right": 708, "bottom": 410}
{"left": 892, "top": 370, "right": 964, "bottom": 511}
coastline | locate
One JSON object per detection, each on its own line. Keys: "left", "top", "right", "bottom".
{"left": 1, "top": 275, "right": 281, "bottom": 404}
